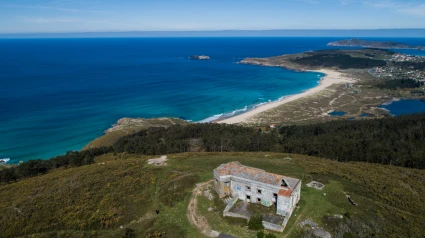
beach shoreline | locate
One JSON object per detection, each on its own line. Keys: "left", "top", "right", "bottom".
{"left": 217, "top": 69, "right": 355, "bottom": 124}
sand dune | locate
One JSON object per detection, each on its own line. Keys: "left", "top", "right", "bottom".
{"left": 218, "top": 69, "right": 355, "bottom": 124}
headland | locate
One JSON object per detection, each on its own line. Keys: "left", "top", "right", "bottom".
{"left": 328, "top": 39, "right": 425, "bottom": 50}
{"left": 218, "top": 48, "right": 425, "bottom": 125}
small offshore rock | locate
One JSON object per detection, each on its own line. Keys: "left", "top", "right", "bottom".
{"left": 190, "top": 55, "right": 210, "bottom": 60}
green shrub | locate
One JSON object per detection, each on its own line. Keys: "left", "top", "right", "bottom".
{"left": 343, "top": 232, "right": 357, "bottom": 238}
{"left": 248, "top": 214, "right": 264, "bottom": 230}
{"left": 224, "top": 216, "right": 247, "bottom": 227}
{"left": 123, "top": 228, "right": 136, "bottom": 238}
{"left": 257, "top": 230, "right": 265, "bottom": 238}
{"left": 265, "top": 233, "right": 277, "bottom": 238}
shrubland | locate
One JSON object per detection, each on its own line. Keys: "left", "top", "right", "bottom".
{"left": 1, "top": 153, "right": 424, "bottom": 237}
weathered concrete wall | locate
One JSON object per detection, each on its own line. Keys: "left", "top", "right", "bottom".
{"left": 223, "top": 211, "right": 250, "bottom": 220}
{"left": 223, "top": 197, "right": 250, "bottom": 219}
{"left": 223, "top": 197, "right": 239, "bottom": 213}
{"left": 277, "top": 195, "right": 290, "bottom": 216}
{"left": 280, "top": 207, "right": 295, "bottom": 231}
{"left": 263, "top": 221, "right": 284, "bottom": 232}
{"left": 215, "top": 172, "right": 232, "bottom": 198}
{"left": 228, "top": 176, "right": 279, "bottom": 207}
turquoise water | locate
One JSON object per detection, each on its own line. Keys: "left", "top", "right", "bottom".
{"left": 380, "top": 99, "right": 425, "bottom": 116}
{"left": 1, "top": 37, "right": 424, "bottom": 163}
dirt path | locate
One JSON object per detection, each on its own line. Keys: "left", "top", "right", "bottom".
{"left": 187, "top": 180, "right": 219, "bottom": 237}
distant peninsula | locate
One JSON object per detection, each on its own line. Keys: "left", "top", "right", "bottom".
{"left": 328, "top": 39, "right": 424, "bottom": 50}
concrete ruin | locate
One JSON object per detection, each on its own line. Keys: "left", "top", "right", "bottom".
{"left": 213, "top": 161, "right": 301, "bottom": 232}
{"left": 147, "top": 155, "right": 167, "bottom": 166}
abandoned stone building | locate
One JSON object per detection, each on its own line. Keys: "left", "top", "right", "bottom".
{"left": 213, "top": 161, "right": 301, "bottom": 217}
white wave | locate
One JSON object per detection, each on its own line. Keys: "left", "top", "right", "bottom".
{"left": 198, "top": 113, "right": 223, "bottom": 123}
{"left": 253, "top": 102, "right": 267, "bottom": 109}
{"left": 236, "top": 106, "right": 248, "bottom": 113}
{"left": 278, "top": 94, "right": 293, "bottom": 101}
{"left": 0, "top": 158, "right": 10, "bottom": 164}
{"left": 222, "top": 106, "right": 248, "bottom": 117}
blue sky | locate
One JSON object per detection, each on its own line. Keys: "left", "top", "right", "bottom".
{"left": 0, "top": 0, "right": 424, "bottom": 33}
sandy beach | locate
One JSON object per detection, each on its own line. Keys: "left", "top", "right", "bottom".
{"left": 218, "top": 69, "right": 355, "bottom": 124}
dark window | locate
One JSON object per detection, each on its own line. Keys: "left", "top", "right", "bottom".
{"left": 246, "top": 195, "right": 251, "bottom": 200}
{"left": 257, "top": 198, "right": 261, "bottom": 203}
{"left": 281, "top": 179, "right": 288, "bottom": 187}
{"left": 246, "top": 186, "right": 251, "bottom": 191}
{"left": 257, "top": 189, "right": 262, "bottom": 194}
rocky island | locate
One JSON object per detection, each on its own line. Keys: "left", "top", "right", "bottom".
{"left": 190, "top": 55, "right": 210, "bottom": 60}
{"left": 328, "top": 39, "right": 424, "bottom": 50}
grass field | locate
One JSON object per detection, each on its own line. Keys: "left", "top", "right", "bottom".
{"left": 0, "top": 152, "right": 424, "bottom": 237}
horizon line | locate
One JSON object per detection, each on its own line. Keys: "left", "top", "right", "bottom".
{"left": 1, "top": 28, "right": 425, "bottom": 35}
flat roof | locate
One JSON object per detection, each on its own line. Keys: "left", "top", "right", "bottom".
{"left": 214, "top": 161, "right": 300, "bottom": 194}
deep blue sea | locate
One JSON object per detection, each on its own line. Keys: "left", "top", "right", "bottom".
{"left": 1, "top": 37, "right": 424, "bottom": 163}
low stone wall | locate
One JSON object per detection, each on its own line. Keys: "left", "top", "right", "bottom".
{"left": 281, "top": 216, "right": 290, "bottom": 230}
{"left": 223, "top": 197, "right": 288, "bottom": 233}
{"left": 224, "top": 211, "right": 250, "bottom": 220}
{"left": 223, "top": 197, "right": 250, "bottom": 219}
{"left": 263, "top": 221, "right": 284, "bottom": 232}
{"left": 223, "top": 197, "right": 239, "bottom": 213}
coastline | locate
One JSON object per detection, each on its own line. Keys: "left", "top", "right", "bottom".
{"left": 217, "top": 69, "right": 355, "bottom": 124}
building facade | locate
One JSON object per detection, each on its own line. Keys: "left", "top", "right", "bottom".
{"left": 214, "top": 161, "right": 301, "bottom": 217}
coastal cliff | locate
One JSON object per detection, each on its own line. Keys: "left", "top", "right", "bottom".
{"left": 83, "top": 117, "right": 190, "bottom": 149}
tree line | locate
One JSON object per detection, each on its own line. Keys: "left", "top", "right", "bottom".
{"left": 292, "top": 53, "right": 387, "bottom": 69}
{"left": 0, "top": 147, "right": 113, "bottom": 183}
{"left": 376, "top": 78, "right": 424, "bottom": 90}
{"left": 2, "top": 113, "right": 425, "bottom": 184}
{"left": 113, "top": 114, "right": 425, "bottom": 169}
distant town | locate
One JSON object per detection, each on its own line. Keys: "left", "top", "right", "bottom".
{"left": 369, "top": 53, "right": 425, "bottom": 81}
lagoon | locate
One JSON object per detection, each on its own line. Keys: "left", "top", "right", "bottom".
{"left": 380, "top": 99, "right": 425, "bottom": 116}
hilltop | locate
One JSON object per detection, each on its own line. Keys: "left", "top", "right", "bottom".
{"left": 0, "top": 152, "right": 424, "bottom": 238}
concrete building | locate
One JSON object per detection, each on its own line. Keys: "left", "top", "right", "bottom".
{"left": 213, "top": 161, "right": 301, "bottom": 217}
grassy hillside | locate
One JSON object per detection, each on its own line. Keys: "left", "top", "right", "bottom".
{"left": 0, "top": 153, "right": 424, "bottom": 238}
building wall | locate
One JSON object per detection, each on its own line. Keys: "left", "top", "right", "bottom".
{"left": 214, "top": 172, "right": 231, "bottom": 198}
{"left": 214, "top": 171, "right": 302, "bottom": 216}
{"left": 277, "top": 181, "right": 302, "bottom": 216}
{"left": 229, "top": 176, "right": 279, "bottom": 207}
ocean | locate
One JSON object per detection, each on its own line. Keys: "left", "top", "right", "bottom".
{"left": 1, "top": 37, "right": 424, "bottom": 163}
